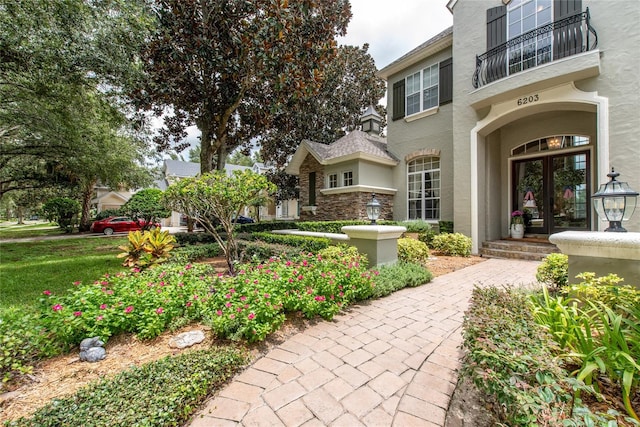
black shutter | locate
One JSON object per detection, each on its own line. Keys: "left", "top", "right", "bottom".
{"left": 487, "top": 6, "right": 507, "bottom": 50}
{"left": 392, "top": 80, "right": 405, "bottom": 121}
{"left": 554, "top": 0, "right": 583, "bottom": 59}
{"left": 486, "top": 6, "right": 507, "bottom": 83}
{"left": 439, "top": 58, "right": 453, "bottom": 105}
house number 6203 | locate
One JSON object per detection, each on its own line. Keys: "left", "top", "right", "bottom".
{"left": 517, "top": 94, "right": 539, "bottom": 105}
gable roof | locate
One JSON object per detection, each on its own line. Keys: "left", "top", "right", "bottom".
{"left": 285, "top": 130, "right": 398, "bottom": 175}
{"left": 163, "top": 159, "right": 200, "bottom": 178}
{"left": 377, "top": 26, "right": 453, "bottom": 80}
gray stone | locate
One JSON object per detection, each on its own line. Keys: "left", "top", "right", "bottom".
{"left": 79, "top": 337, "right": 106, "bottom": 362}
{"left": 168, "top": 330, "right": 206, "bottom": 349}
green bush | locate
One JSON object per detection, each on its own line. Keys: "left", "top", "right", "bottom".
{"left": 174, "top": 232, "right": 217, "bottom": 245}
{"left": 236, "top": 220, "right": 297, "bottom": 233}
{"left": 250, "top": 231, "right": 331, "bottom": 253}
{"left": 317, "top": 244, "right": 360, "bottom": 261}
{"left": 536, "top": 253, "right": 568, "bottom": 288}
{"left": 566, "top": 272, "right": 640, "bottom": 311}
{"left": 172, "top": 243, "right": 222, "bottom": 263}
{"left": 397, "top": 238, "right": 430, "bottom": 264}
{"left": 41, "top": 197, "right": 80, "bottom": 232}
{"left": 239, "top": 240, "right": 291, "bottom": 261}
{"left": 431, "top": 233, "right": 472, "bottom": 257}
{"left": 418, "top": 229, "right": 437, "bottom": 247}
{"left": 400, "top": 220, "right": 432, "bottom": 233}
{"left": 296, "top": 220, "right": 369, "bottom": 233}
{"left": 462, "top": 286, "right": 611, "bottom": 425}
{"left": 371, "top": 262, "right": 432, "bottom": 298}
{"left": 438, "top": 220, "right": 454, "bottom": 233}
{"left": 9, "top": 347, "right": 246, "bottom": 427}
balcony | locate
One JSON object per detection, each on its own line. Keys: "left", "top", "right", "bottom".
{"left": 473, "top": 8, "right": 598, "bottom": 89}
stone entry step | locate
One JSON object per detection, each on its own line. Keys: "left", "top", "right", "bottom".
{"left": 480, "top": 239, "right": 559, "bottom": 261}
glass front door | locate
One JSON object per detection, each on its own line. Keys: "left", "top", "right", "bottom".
{"left": 513, "top": 151, "right": 590, "bottom": 234}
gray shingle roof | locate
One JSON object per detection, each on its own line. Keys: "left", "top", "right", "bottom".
{"left": 305, "top": 130, "right": 398, "bottom": 163}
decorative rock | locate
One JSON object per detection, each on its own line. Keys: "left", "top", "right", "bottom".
{"left": 79, "top": 337, "right": 106, "bottom": 363}
{"left": 168, "top": 330, "right": 206, "bottom": 349}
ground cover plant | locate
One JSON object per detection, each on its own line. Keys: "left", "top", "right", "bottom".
{"left": 5, "top": 347, "right": 247, "bottom": 427}
{"left": 463, "top": 281, "right": 640, "bottom": 426}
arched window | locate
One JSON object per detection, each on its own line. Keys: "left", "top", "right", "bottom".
{"left": 407, "top": 157, "right": 440, "bottom": 220}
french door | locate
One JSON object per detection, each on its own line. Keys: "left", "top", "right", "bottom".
{"left": 512, "top": 150, "right": 590, "bottom": 234}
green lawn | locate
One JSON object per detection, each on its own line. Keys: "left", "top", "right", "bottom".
{"left": 0, "top": 222, "right": 68, "bottom": 239}
{"left": 0, "top": 237, "right": 129, "bottom": 310}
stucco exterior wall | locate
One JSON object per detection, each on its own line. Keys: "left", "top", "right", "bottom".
{"left": 386, "top": 47, "right": 454, "bottom": 223}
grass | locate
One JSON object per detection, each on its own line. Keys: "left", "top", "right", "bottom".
{"left": 0, "top": 222, "right": 67, "bottom": 239}
{"left": 0, "top": 237, "right": 129, "bottom": 310}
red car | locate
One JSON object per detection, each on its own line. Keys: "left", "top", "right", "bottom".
{"left": 90, "top": 217, "right": 160, "bottom": 235}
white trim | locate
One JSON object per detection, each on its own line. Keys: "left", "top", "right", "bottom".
{"left": 405, "top": 106, "right": 439, "bottom": 122}
{"left": 469, "top": 82, "right": 609, "bottom": 252}
{"left": 320, "top": 185, "right": 397, "bottom": 196}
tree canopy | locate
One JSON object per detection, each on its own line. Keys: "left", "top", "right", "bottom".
{"left": 133, "top": 0, "right": 352, "bottom": 173}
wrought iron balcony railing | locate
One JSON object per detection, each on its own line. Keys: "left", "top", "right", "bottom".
{"left": 472, "top": 8, "right": 598, "bottom": 89}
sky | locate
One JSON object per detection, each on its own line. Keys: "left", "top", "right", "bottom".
{"left": 177, "top": 0, "right": 454, "bottom": 154}
{"left": 337, "top": 0, "right": 453, "bottom": 70}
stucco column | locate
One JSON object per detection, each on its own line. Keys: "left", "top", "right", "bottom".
{"left": 341, "top": 225, "right": 407, "bottom": 267}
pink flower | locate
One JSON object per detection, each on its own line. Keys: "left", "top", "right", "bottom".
{"left": 225, "top": 293, "right": 231, "bottom": 299}
{"left": 186, "top": 301, "right": 192, "bottom": 308}
{"left": 100, "top": 304, "right": 108, "bottom": 310}
{"left": 303, "top": 260, "right": 308, "bottom": 266}
{"left": 314, "top": 296, "right": 326, "bottom": 302}
{"left": 101, "top": 281, "right": 109, "bottom": 286}
{"left": 216, "top": 310, "right": 222, "bottom": 316}
{"left": 156, "top": 307, "right": 164, "bottom": 314}
{"left": 124, "top": 305, "right": 134, "bottom": 314}
{"left": 240, "top": 296, "right": 247, "bottom": 302}
{"left": 286, "top": 261, "right": 292, "bottom": 267}
{"left": 229, "top": 288, "right": 236, "bottom": 294}
{"left": 73, "top": 281, "right": 81, "bottom": 286}
{"left": 52, "top": 304, "right": 63, "bottom": 311}
{"left": 96, "top": 315, "right": 104, "bottom": 321}
{"left": 132, "top": 268, "right": 141, "bottom": 273}
{"left": 297, "top": 275, "right": 303, "bottom": 281}
{"left": 73, "top": 311, "right": 82, "bottom": 317}
{"left": 264, "top": 293, "right": 270, "bottom": 299}
{"left": 43, "top": 290, "right": 51, "bottom": 296}
{"left": 185, "top": 264, "right": 192, "bottom": 270}
{"left": 225, "top": 302, "right": 232, "bottom": 308}
{"left": 237, "top": 307, "right": 243, "bottom": 313}
{"left": 229, "top": 314, "right": 235, "bottom": 320}
{"left": 248, "top": 313, "right": 256, "bottom": 320}
{"left": 193, "top": 295, "right": 199, "bottom": 300}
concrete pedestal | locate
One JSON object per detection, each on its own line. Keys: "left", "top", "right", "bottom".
{"left": 549, "top": 231, "right": 640, "bottom": 287}
{"left": 342, "top": 225, "right": 407, "bottom": 267}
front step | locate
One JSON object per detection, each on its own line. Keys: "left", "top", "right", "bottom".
{"left": 480, "top": 239, "right": 559, "bottom": 261}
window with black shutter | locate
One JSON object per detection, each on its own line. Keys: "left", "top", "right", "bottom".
{"left": 439, "top": 58, "right": 453, "bottom": 105}
{"left": 392, "top": 80, "right": 405, "bottom": 121}
{"left": 308, "top": 172, "right": 316, "bottom": 206}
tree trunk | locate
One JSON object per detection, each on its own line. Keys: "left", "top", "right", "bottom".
{"left": 79, "top": 180, "right": 96, "bottom": 232}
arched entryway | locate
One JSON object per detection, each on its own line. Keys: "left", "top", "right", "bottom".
{"left": 469, "top": 83, "right": 609, "bottom": 253}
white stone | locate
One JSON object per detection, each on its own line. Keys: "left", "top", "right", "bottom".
{"left": 168, "top": 330, "right": 206, "bottom": 349}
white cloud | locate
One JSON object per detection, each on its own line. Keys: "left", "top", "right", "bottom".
{"left": 338, "top": 0, "right": 453, "bottom": 69}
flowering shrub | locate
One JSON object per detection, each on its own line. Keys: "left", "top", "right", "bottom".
{"left": 35, "top": 250, "right": 377, "bottom": 353}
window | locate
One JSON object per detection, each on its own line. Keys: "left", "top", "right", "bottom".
{"left": 392, "top": 58, "right": 452, "bottom": 121}
{"left": 507, "top": 0, "right": 553, "bottom": 74}
{"left": 343, "top": 171, "right": 353, "bottom": 187}
{"left": 407, "top": 157, "right": 440, "bottom": 220}
{"left": 328, "top": 173, "right": 338, "bottom": 188}
{"left": 406, "top": 64, "right": 439, "bottom": 116}
{"left": 308, "top": 172, "right": 316, "bottom": 205}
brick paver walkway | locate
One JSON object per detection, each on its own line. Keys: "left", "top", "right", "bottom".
{"left": 188, "top": 258, "right": 540, "bottom": 427}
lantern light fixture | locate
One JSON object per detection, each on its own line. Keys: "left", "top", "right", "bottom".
{"left": 366, "top": 193, "right": 381, "bottom": 224}
{"left": 592, "top": 168, "right": 638, "bottom": 232}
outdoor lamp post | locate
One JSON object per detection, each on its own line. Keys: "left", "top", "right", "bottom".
{"left": 592, "top": 168, "right": 639, "bottom": 232}
{"left": 366, "top": 193, "right": 381, "bottom": 224}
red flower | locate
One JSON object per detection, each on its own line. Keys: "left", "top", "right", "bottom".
{"left": 43, "top": 290, "right": 51, "bottom": 296}
{"left": 156, "top": 307, "right": 164, "bottom": 314}
{"left": 124, "top": 305, "right": 134, "bottom": 314}
{"left": 73, "top": 311, "right": 82, "bottom": 317}
{"left": 248, "top": 313, "right": 256, "bottom": 320}
{"left": 52, "top": 304, "right": 63, "bottom": 311}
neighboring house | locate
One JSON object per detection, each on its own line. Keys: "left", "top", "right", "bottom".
{"left": 286, "top": 106, "right": 399, "bottom": 221}
{"left": 159, "top": 159, "right": 298, "bottom": 226}
{"left": 91, "top": 185, "right": 133, "bottom": 214}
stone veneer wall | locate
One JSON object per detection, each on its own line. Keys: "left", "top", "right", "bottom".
{"left": 298, "top": 154, "right": 394, "bottom": 221}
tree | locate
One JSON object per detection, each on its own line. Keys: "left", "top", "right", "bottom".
{"left": 42, "top": 197, "right": 80, "bottom": 233}
{"left": 163, "top": 170, "right": 276, "bottom": 275}
{"left": 132, "top": 0, "right": 351, "bottom": 173}
{"left": 0, "top": 0, "right": 154, "bottom": 204}
{"left": 260, "top": 43, "right": 387, "bottom": 167}
{"left": 227, "top": 149, "right": 255, "bottom": 167}
{"left": 121, "top": 189, "right": 171, "bottom": 231}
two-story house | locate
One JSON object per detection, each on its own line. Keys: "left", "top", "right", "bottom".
{"left": 376, "top": 0, "right": 639, "bottom": 253}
